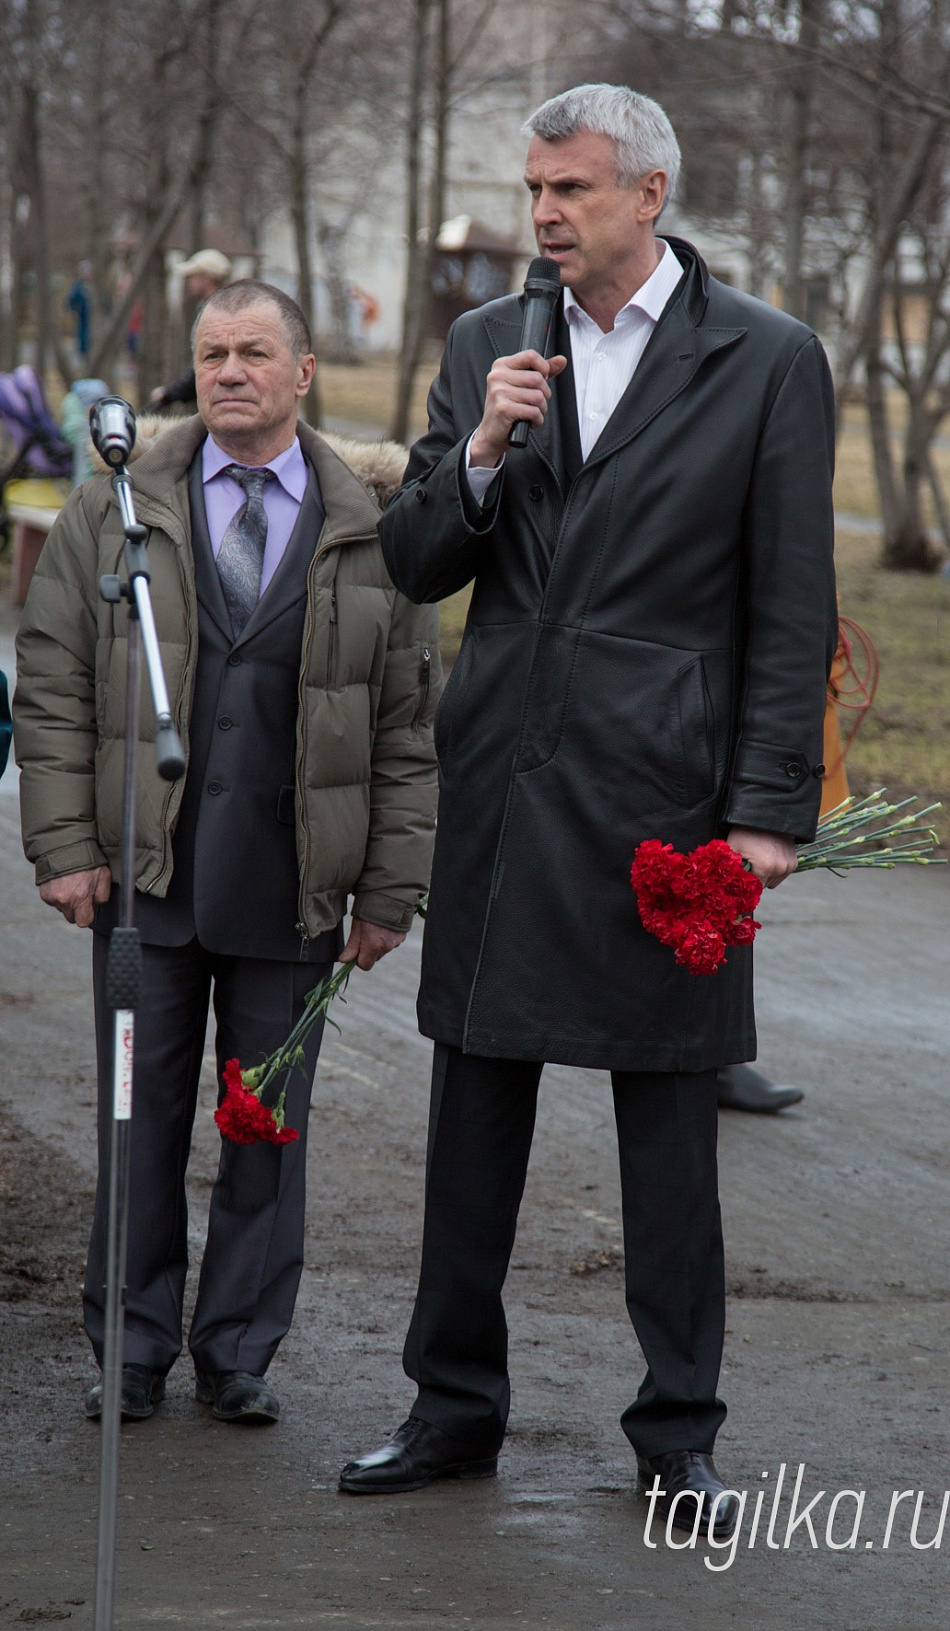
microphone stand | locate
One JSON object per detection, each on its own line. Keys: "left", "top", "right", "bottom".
{"left": 93, "top": 465, "right": 184, "bottom": 1629}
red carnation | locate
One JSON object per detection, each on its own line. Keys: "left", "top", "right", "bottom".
{"left": 631, "top": 839, "right": 762, "bottom": 976}
{"left": 215, "top": 1059, "right": 300, "bottom": 1146}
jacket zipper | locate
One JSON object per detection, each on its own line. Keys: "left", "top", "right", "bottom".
{"left": 294, "top": 527, "right": 375, "bottom": 941}
{"left": 326, "top": 588, "right": 338, "bottom": 687}
{"left": 412, "top": 644, "right": 431, "bottom": 730}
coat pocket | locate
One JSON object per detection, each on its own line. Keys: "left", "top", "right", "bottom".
{"left": 676, "top": 655, "right": 715, "bottom": 807}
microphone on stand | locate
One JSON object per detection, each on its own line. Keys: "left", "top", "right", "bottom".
{"left": 89, "top": 396, "right": 137, "bottom": 469}
{"left": 509, "top": 256, "right": 562, "bottom": 449}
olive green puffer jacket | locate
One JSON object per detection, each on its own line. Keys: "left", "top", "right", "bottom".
{"left": 14, "top": 415, "right": 441, "bottom": 935}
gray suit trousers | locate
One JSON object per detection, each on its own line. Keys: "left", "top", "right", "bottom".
{"left": 84, "top": 935, "right": 333, "bottom": 1376}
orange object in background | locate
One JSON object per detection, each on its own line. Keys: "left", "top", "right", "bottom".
{"left": 820, "top": 694, "right": 849, "bottom": 818}
{"left": 819, "top": 617, "right": 879, "bottom": 819}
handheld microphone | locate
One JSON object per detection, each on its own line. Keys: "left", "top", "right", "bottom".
{"left": 509, "top": 256, "right": 562, "bottom": 449}
{"left": 89, "top": 396, "right": 137, "bottom": 469}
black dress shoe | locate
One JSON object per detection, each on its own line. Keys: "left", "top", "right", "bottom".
{"left": 717, "top": 1062, "right": 804, "bottom": 1114}
{"left": 637, "top": 1450, "right": 739, "bottom": 1539}
{"left": 339, "top": 1416, "right": 499, "bottom": 1494}
{"left": 195, "top": 1370, "right": 280, "bottom": 1424}
{"left": 84, "top": 1363, "right": 166, "bottom": 1423}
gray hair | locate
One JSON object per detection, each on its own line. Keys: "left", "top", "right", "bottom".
{"left": 191, "top": 279, "right": 313, "bottom": 359}
{"left": 522, "top": 83, "right": 681, "bottom": 204}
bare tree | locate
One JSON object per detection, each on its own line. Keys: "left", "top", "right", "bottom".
{"left": 390, "top": 0, "right": 435, "bottom": 445}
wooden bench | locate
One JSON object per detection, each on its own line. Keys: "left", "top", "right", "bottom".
{"left": 8, "top": 503, "right": 61, "bottom": 606}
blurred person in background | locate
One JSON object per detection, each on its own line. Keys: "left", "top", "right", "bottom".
{"left": 59, "top": 377, "right": 109, "bottom": 486}
{"left": 150, "top": 249, "right": 233, "bottom": 412}
{"left": 66, "top": 262, "right": 94, "bottom": 362}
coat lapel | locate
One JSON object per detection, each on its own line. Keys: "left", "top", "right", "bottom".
{"left": 187, "top": 454, "right": 233, "bottom": 643}
{"left": 582, "top": 299, "right": 746, "bottom": 470}
{"left": 239, "top": 465, "right": 326, "bottom": 644}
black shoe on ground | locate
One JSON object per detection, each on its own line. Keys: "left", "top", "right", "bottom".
{"left": 339, "top": 1416, "right": 500, "bottom": 1494}
{"left": 717, "top": 1062, "right": 804, "bottom": 1114}
{"left": 84, "top": 1363, "right": 166, "bottom": 1423}
{"left": 195, "top": 1370, "right": 280, "bottom": 1424}
{"left": 637, "top": 1449, "right": 739, "bottom": 1539}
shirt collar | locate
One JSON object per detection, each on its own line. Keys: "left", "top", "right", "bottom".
{"left": 202, "top": 432, "right": 307, "bottom": 502}
{"left": 563, "top": 240, "right": 684, "bottom": 331}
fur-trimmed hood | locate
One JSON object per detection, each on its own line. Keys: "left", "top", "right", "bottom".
{"left": 90, "top": 414, "right": 410, "bottom": 507}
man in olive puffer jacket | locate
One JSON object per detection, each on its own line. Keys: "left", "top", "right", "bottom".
{"left": 14, "top": 281, "right": 440, "bottom": 1426}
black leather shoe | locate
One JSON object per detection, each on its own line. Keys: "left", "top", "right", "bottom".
{"left": 84, "top": 1363, "right": 166, "bottom": 1423}
{"left": 717, "top": 1062, "right": 804, "bottom": 1113}
{"left": 195, "top": 1370, "right": 280, "bottom": 1424}
{"left": 637, "top": 1450, "right": 739, "bottom": 1539}
{"left": 339, "top": 1416, "right": 499, "bottom": 1494}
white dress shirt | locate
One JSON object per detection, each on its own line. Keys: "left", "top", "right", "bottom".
{"left": 466, "top": 241, "right": 685, "bottom": 498}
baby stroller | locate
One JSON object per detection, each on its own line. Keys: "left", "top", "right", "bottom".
{"left": 0, "top": 365, "right": 72, "bottom": 554}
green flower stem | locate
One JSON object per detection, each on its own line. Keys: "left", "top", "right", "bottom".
{"left": 247, "top": 961, "right": 357, "bottom": 1097}
{"left": 794, "top": 790, "right": 944, "bottom": 874}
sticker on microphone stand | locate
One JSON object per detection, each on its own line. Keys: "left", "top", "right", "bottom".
{"left": 114, "top": 1011, "right": 134, "bottom": 1120}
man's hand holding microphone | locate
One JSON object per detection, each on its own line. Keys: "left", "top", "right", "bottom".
{"left": 470, "top": 255, "right": 565, "bottom": 470}
{"left": 469, "top": 349, "right": 567, "bottom": 469}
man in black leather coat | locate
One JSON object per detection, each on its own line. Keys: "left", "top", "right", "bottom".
{"left": 340, "top": 83, "right": 837, "bottom": 1536}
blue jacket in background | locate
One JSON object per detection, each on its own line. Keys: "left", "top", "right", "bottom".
{"left": 0, "top": 671, "right": 12, "bottom": 778}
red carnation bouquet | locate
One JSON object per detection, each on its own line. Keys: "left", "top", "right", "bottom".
{"left": 631, "top": 838, "right": 762, "bottom": 976}
{"left": 632, "top": 791, "right": 943, "bottom": 977}
{"left": 214, "top": 961, "right": 355, "bottom": 1146}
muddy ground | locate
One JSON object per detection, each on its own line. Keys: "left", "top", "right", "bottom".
{"left": 2, "top": 614, "right": 950, "bottom": 1630}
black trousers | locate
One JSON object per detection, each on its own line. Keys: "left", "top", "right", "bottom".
{"left": 403, "top": 1045, "right": 726, "bottom": 1460}
{"left": 84, "top": 935, "right": 332, "bottom": 1377}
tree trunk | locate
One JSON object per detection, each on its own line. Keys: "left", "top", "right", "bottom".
{"left": 783, "top": 0, "right": 821, "bottom": 320}
{"left": 882, "top": 395, "right": 942, "bottom": 571}
{"left": 286, "top": 3, "right": 343, "bottom": 428}
{"left": 317, "top": 221, "right": 358, "bottom": 365}
{"left": 390, "top": 0, "right": 432, "bottom": 445}
{"left": 83, "top": 0, "right": 112, "bottom": 366}
{"left": 2, "top": 101, "right": 26, "bottom": 373}
{"left": 833, "top": 112, "right": 947, "bottom": 413}
{"left": 865, "top": 360, "right": 900, "bottom": 539}
{"left": 21, "top": 56, "right": 53, "bottom": 385}
{"left": 290, "top": 102, "right": 321, "bottom": 427}
{"left": 180, "top": 0, "right": 224, "bottom": 368}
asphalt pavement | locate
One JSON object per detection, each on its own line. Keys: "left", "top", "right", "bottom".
{"left": 1, "top": 601, "right": 948, "bottom": 1629}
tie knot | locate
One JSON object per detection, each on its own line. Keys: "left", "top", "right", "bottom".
{"left": 223, "top": 463, "right": 273, "bottom": 500}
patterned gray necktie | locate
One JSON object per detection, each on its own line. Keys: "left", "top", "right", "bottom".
{"left": 216, "top": 464, "right": 274, "bottom": 636}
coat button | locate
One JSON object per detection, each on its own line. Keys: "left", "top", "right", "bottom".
{"left": 529, "top": 485, "right": 543, "bottom": 502}
{"left": 783, "top": 763, "right": 803, "bottom": 779}
{"left": 813, "top": 763, "right": 826, "bottom": 778}
{"left": 227, "top": 653, "right": 242, "bottom": 667}
{"left": 207, "top": 781, "right": 223, "bottom": 796}
{"left": 415, "top": 486, "right": 427, "bottom": 504}
{"left": 217, "top": 715, "right": 233, "bottom": 730}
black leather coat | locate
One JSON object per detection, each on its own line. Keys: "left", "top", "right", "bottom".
{"left": 380, "top": 239, "right": 837, "bottom": 1071}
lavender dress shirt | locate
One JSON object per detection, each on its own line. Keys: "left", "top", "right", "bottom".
{"left": 201, "top": 434, "right": 309, "bottom": 593}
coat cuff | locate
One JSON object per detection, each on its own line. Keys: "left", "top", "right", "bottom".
{"left": 452, "top": 439, "right": 504, "bottom": 533}
{"left": 352, "top": 890, "right": 419, "bottom": 934}
{"left": 722, "top": 738, "right": 825, "bottom": 842}
{"left": 33, "top": 838, "right": 109, "bottom": 886}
